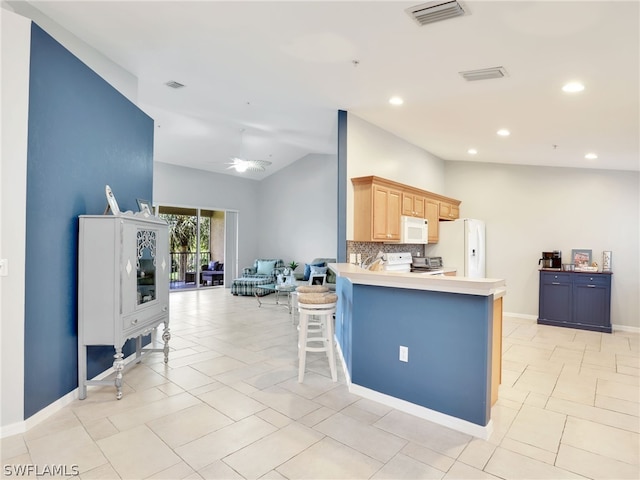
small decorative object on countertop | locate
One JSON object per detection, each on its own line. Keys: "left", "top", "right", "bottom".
{"left": 603, "top": 251, "right": 612, "bottom": 271}
{"left": 288, "top": 261, "right": 299, "bottom": 272}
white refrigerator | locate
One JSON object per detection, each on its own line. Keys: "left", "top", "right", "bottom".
{"left": 425, "top": 218, "right": 486, "bottom": 278}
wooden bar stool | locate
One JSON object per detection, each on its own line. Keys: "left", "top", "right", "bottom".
{"left": 296, "top": 288, "right": 338, "bottom": 383}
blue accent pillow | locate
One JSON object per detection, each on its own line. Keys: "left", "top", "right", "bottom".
{"left": 257, "top": 260, "right": 276, "bottom": 275}
{"left": 310, "top": 265, "right": 327, "bottom": 276}
{"left": 209, "top": 261, "right": 218, "bottom": 271}
{"left": 303, "top": 262, "right": 325, "bottom": 281}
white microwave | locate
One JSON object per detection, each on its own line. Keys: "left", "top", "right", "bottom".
{"left": 400, "top": 215, "right": 428, "bottom": 244}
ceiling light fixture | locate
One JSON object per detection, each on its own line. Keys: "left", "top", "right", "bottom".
{"left": 562, "top": 82, "right": 585, "bottom": 93}
{"left": 585, "top": 153, "right": 598, "bottom": 160}
{"left": 389, "top": 96, "right": 404, "bottom": 105}
{"left": 467, "top": 148, "right": 478, "bottom": 155}
{"left": 225, "top": 129, "right": 272, "bottom": 173}
{"left": 497, "top": 129, "right": 510, "bottom": 137}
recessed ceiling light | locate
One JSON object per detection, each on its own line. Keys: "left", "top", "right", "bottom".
{"left": 467, "top": 148, "right": 478, "bottom": 155}
{"left": 389, "top": 96, "right": 404, "bottom": 106}
{"left": 585, "top": 153, "right": 598, "bottom": 160}
{"left": 497, "top": 129, "right": 510, "bottom": 137}
{"left": 562, "top": 82, "right": 585, "bottom": 93}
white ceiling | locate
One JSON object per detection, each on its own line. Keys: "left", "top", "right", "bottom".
{"left": 13, "top": 0, "right": 640, "bottom": 179}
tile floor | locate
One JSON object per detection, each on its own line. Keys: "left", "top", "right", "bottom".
{"left": 2, "top": 288, "right": 639, "bottom": 479}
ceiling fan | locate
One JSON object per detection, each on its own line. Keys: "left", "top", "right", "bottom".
{"left": 226, "top": 157, "right": 272, "bottom": 173}
{"left": 225, "top": 129, "right": 272, "bottom": 173}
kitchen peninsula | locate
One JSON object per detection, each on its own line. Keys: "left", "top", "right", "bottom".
{"left": 330, "top": 263, "right": 506, "bottom": 439}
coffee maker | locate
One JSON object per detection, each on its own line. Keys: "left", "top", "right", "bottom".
{"left": 539, "top": 251, "right": 562, "bottom": 269}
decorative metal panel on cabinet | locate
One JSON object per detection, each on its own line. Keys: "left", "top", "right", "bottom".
{"left": 78, "top": 213, "right": 171, "bottom": 399}
{"left": 538, "top": 271, "right": 612, "bottom": 333}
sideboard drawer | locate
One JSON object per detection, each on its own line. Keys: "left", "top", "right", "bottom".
{"left": 573, "top": 274, "right": 610, "bottom": 287}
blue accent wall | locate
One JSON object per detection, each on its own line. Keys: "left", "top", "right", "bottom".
{"left": 338, "top": 279, "right": 493, "bottom": 426}
{"left": 24, "top": 24, "right": 154, "bottom": 418}
{"left": 337, "top": 110, "right": 347, "bottom": 262}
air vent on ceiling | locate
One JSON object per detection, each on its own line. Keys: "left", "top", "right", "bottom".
{"left": 406, "top": 0, "right": 467, "bottom": 26}
{"left": 165, "top": 80, "right": 185, "bottom": 89}
{"left": 459, "top": 66, "right": 508, "bottom": 81}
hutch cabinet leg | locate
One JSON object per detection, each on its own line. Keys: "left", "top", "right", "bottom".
{"left": 162, "top": 325, "right": 171, "bottom": 364}
{"left": 78, "top": 345, "right": 87, "bottom": 400}
{"left": 135, "top": 336, "right": 142, "bottom": 364}
{"left": 113, "top": 350, "right": 125, "bottom": 400}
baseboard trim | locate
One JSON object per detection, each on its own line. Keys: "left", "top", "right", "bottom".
{"left": 334, "top": 335, "right": 492, "bottom": 440}
{"left": 613, "top": 324, "right": 640, "bottom": 334}
{"left": 1, "top": 350, "right": 142, "bottom": 439}
{"left": 504, "top": 312, "right": 537, "bottom": 320}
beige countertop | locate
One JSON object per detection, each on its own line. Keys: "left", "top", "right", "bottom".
{"left": 329, "top": 263, "right": 506, "bottom": 297}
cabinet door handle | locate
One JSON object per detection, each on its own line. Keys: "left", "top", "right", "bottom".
{"left": 552, "top": 282, "right": 561, "bottom": 285}
{"left": 131, "top": 318, "right": 138, "bottom": 325}
{"left": 587, "top": 285, "right": 596, "bottom": 288}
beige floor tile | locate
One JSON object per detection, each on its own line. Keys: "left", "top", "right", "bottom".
{"left": 96, "top": 424, "right": 181, "bottom": 478}
{"left": 78, "top": 462, "right": 120, "bottom": 479}
{"left": 484, "top": 447, "right": 585, "bottom": 479}
{"left": 562, "top": 416, "right": 639, "bottom": 465}
{"left": 595, "top": 394, "right": 640, "bottom": 417}
{"left": 552, "top": 372, "right": 597, "bottom": 405}
{"left": 296, "top": 405, "right": 338, "bottom": 428}
{"left": 401, "top": 442, "right": 456, "bottom": 472}
{"left": 546, "top": 397, "right": 640, "bottom": 433}
{"left": 277, "top": 371, "right": 342, "bottom": 400}
{"left": 147, "top": 403, "right": 234, "bottom": 449}
{"left": 223, "top": 422, "right": 323, "bottom": 479}
{"left": 512, "top": 367, "right": 559, "bottom": 396}
{"left": 146, "top": 461, "right": 197, "bottom": 479}
{"left": 189, "top": 355, "right": 247, "bottom": 377}
{"left": 503, "top": 344, "right": 553, "bottom": 364}
{"left": 499, "top": 437, "right": 556, "bottom": 464}
{"left": 250, "top": 385, "right": 322, "bottom": 420}
{"left": 197, "top": 460, "right": 244, "bottom": 479}
{"left": 276, "top": 436, "right": 382, "bottom": 479}
{"left": 72, "top": 387, "right": 166, "bottom": 423}
{"left": 444, "top": 461, "right": 502, "bottom": 479}
{"left": 255, "top": 407, "right": 294, "bottom": 428}
{"left": 556, "top": 443, "right": 640, "bottom": 479}
{"left": 457, "top": 438, "right": 496, "bottom": 470}
{"left": 374, "top": 410, "right": 471, "bottom": 459}
{"left": 505, "top": 405, "right": 566, "bottom": 453}
{"left": 311, "top": 383, "right": 360, "bottom": 411}
{"left": 82, "top": 417, "right": 119, "bottom": 442}
{"left": 315, "top": 412, "right": 407, "bottom": 463}
{"left": 175, "top": 415, "right": 277, "bottom": 471}
{"left": 597, "top": 378, "right": 640, "bottom": 403}
{"left": 243, "top": 365, "right": 298, "bottom": 390}
{"left": 160, "top": 365, "right": 217, "bottom": 391}
{"left": 198, "top": 385, "right": 267, "bottom": 421}
{"left": 1, "top": 434, "right": 28, "bottom": 461}
{"left": 26, "top": 425, "right": 107, "bottom": 475}
{"left": 23, "top": 408, "right": 81, "bottom": 442}
{"left": 107, "top": 391, "right": 201, "bottom": 431}
{"left": 371, "top": 453, "right": 445, "bottom": 479}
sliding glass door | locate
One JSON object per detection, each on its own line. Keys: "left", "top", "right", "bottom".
{"left": 158, "top": 206, "right": 224, "bottom": 290}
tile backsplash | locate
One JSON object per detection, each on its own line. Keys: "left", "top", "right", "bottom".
{"left": 347, "top": 241, "right": 425, "bottom": 263}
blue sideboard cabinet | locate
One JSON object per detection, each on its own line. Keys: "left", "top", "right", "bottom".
{"left": 538, "top": 270, "right": 612, "bottom": 333}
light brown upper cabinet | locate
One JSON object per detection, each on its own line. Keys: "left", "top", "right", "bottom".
{"left": 439, "top": 201, "right": 460, "bottom": 220}
{"left": 352, "top": 176, "right": 460, "bottom": 243}
{"left": 402, "top": 192, "right": 426, "bottom": 218}
{"left": 353, "top": 177, "right": 402, "bottom": 242}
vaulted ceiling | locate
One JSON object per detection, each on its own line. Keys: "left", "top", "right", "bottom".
{"left": 11, "top": 1, "right": 640, "bottom": 179}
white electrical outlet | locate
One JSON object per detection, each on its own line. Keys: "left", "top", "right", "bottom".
{"left": 356, "top": 253, "right": 362, "bottom": 264}
{"left": 349, "top": 253, "right": 356, "bottom": 264}
{"left": 399, "top": 345, "right": 408, "bottom": 362}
